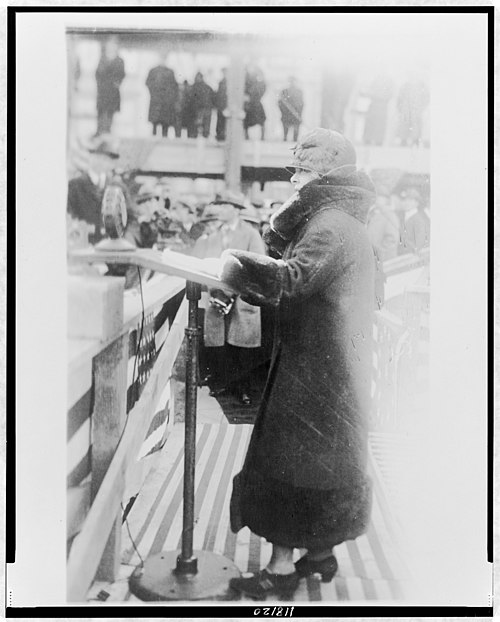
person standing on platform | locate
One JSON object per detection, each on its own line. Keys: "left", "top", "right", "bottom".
{"left": 95, "top": 38, "right": 125, "bottom": 137}
{"left": 244, "top": 67, "right": 266, "bottom": 140}
{"left": 278, "top": 76, "right": 304, "bottom": 142}
{"left": 218, "top": 129, "right": 375, "bottom": 599}
{"left": 66, "top": 139, "right": 119, "bottom": 244}
{"left": 215, "top": 68, "right": 228, "bottom": 142}
{"left": 175, "top": 79, "right": 191, "bottom": 138}
{"left": 192, "top": 191, "right": 266, "bottom": 405}
{"left": 145, "top": 51, "right": 179, "bottom": 138}
{"left": 191, "top": 72, "right": 214, "bottom": 138}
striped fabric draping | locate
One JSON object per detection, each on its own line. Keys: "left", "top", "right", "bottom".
{"left": 67, "top": 290, "right": 184, "bottom": 541}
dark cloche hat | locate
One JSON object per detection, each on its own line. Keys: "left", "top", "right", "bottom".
{"left": 285, "top": 128, "right": 356, "bottom": 176}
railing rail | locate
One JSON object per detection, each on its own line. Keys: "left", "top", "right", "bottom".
{"left": 67, "top": 276, "right": 188, "bottom": 602}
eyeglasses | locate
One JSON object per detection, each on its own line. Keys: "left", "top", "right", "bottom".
{"left": 284, "top": 166, "right": 316, "bottom": 175}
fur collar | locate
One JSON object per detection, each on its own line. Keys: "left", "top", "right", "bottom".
{"left": 264, "top": 168, "right": 376, "bottom": 257}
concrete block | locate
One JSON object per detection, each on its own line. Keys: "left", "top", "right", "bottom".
{"left": 68, "top": 275, "right": 125, "bottom": 341}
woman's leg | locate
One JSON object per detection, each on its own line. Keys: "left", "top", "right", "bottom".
{"left": 266, "top": 544, "right": 295, "bottom": 575}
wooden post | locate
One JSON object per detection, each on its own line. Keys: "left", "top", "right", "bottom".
{"left": 85, "top": 276, "right": 127, "bottom": 582}
{"left": 224, "top": 49, "right": 245, "bottom": 192}
{"left": 91, "top": 333, "right": 128, "bottom": 581}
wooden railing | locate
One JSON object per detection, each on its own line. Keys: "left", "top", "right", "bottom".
{"left": 67, "top": 271, "right": 188, "bottom": 602}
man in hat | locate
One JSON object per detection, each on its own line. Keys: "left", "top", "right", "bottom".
{"left": 145, "top": 50, "right": 179, "bottom": 138}
{"left": 157, "top": 198, "right": 202, "bottom": 253}
{"left": 67, "top": 139, "right": 120, "bottom": 244}
{"left": 192, "top": 190, "right": 266, "bottom": 405}
{"left": 278, "top": 76, "right": 304, "bottom": 142}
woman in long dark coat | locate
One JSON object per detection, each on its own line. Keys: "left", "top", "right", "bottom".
{"left": 219, "top": 129, "right": 376, "bottom": 599}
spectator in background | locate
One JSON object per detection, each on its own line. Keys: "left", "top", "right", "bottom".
{"left": 175, "top": 79, "right": 193, "bottom": 138}
{"left": 67, "top": 139, "right": 119, "bottom": 244}
{"left": 398, "top": 188, "right": 430, "bottom": 254}
{"left": 163, "top": 198, "right": 202, "bottom": 253}
{"left": 124, "top": 189, "right": 162, "bottom": 249}
{"left": 192, "top": 191, "right": 266, "bottom": 405}
{"left": 362, "top": 73, "right": 394, "bottom": 146}
{"left": 145, "top": 51, "right": 179, "bottom": 138}
{"left": 244, "top": 67, "right": 266, "bottom": 140}
{"left": 191, "top": 72, "right": 214, "bottom": 138}
{"left": 404, "top": 199, "right": 430, "bottom": 254}
{"left": 397, "top": 74, "right": 430, "bottom": 147}
{"left": 278, "top": 76, "right": 304, "bottom": 142}
{"left": 95, "top": 38, "right": 125, "bottom": 136}
{"left": 366, "top": 190, "right": 400, "bottom": 262}
{"left": 215, "top": 68, "right": 228, "bottom": 142}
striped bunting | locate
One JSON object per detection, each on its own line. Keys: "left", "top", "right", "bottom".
{"left": 94, "top": 422, "right": 409, "bottom": 603}
{"left": 68, "top": 292, "right": 183, "bottom": 491}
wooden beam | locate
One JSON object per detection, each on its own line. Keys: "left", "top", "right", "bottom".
{"left": 66, "top": 297, "right": 188, "bottom": 602}
{"left": 224, "top": 49, "right": 245, "bottom": 192}
{"left": 91, "top": 333, "right": 129, "bottom": 582}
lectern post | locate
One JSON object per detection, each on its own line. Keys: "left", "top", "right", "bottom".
{"left": 128, "top": 279, "right": 241, "bottom": 601}
{"left": 176, "top": 281, "right": 200, "bottom": 574}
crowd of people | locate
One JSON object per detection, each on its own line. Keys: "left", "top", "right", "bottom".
{"left": 94, "top": 40, "right": 305, "bottom": 142}
{"left": 89, "top": 39, "right": 429, "bottom": 148}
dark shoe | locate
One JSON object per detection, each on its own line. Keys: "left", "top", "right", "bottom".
{"left": 294, "top": 555, "right": 338, "bottom": 583}
{"left": 239, "top": 392, "right": 252, "bottom": 406}
{"left": 229, "top": 569, "right": 299, "bottom": 599}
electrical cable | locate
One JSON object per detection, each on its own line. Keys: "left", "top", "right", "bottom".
{"left": 121, "top": 501, "right": 144, "bottom": 568}
{"left": 121, "top": 266, "right": 146, "bottom": 569}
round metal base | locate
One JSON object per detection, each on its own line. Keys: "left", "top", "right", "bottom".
{"left": 128, "top": 550, "right": 241, "bottom": 601}
{"left": 94, "top": 237, "right": 136, "bottom": 252}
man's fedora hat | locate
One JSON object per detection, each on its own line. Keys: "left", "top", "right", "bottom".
{"left": 210, "top": 190, "right": 247, "bottom": 210}
{"left": 89, "top": 139, "right": 120, "bottom": 160}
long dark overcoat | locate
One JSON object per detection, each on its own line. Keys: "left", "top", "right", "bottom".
{"left": 96, "top": 56, "right": 125, "bottom": 114}
{"left": 221, "top": 169, "right": 376, "bottom": 548}
{"left": 146, "top": 65, "right": 179, "bottom": 125}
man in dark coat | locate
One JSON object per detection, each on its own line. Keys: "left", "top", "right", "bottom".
{"left": 95, "top": 38, "right": 125, "bottom": 136}
{"left": 146, "top": 53, "right": 179, "bottom": 137}
{"left": 67, "top": 140, "right": 120, "bottom": 244}
{"left": 174, "top": 80, "right": 193, "bottom": 138}
{"left": 218, "top": 129, "right": 376, "bottom": 599}
{"left": 278, "top": 76, "right": 304, "bottom": 142}
{"left": 191, "top": 72, "right": 214, "bottom": 138}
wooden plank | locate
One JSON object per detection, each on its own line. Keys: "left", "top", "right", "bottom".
{"left": 66, "top": 297, "right": 188, "bottom": 602}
